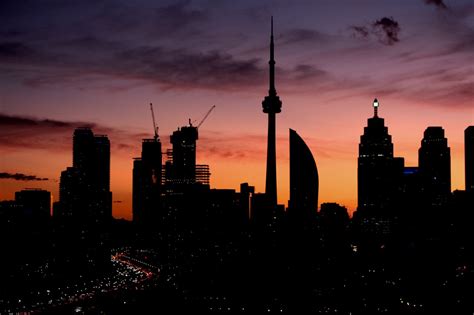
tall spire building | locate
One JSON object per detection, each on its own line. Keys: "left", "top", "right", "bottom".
{"left": 358, "top": 99, "right": 404, "bottom": 211}
{"left": 262, "top": 17, "right": 282, "bottom": 207}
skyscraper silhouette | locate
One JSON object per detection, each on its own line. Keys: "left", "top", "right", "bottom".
{"left": 358, "top": 99, "right": 404, "bottom": 210}
{"left": 133, "top": 137, "right": 162, "bottom": 224}
{"left": 465, "top": 126, "right": 474, "bottom": 192}
{"left": 419, "top": 127, "right": 451, "bottom": 206}
{"left": 288, "top": 129, "right": 319, "bottom": 219}
{"left": 163, "top": 125, "right": 210, "bottom": 187}
{"left": 262, "top": 17, "right": 282, "bottom": 207}
{"left": 58, "top": 128, "right": 112, "bottom": 222}
{"left": 58, "top": 167, "right": 81, "bottom": 219}
{"left": 170, "top": 126, "right": 198, "bottom": 184}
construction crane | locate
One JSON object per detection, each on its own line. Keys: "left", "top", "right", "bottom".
{"left": 150, "top": 103, "right": 159, "bottom": 141}
{"left": 196, "top": 105, "right": 216, "bottom": 129}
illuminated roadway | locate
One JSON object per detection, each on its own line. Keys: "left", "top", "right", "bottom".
{"left": 1, "top": 248, "right": 160, "bottom": 314}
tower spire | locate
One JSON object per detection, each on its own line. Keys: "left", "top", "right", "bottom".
{"left": 262, "top": 17, "right": 282, "bottom": 207}
{"left": 373, "top": 98, "right": 379, "bottom": 117}
{"left": 269, "top": 16, "right": 276, "bottom": 96}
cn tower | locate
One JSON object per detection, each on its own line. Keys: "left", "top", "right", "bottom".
{"left": 262, "top": 17, "right": 282, "bottom": 207}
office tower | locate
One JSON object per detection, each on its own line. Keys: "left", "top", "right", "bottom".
{"left": 133, "top": 137, "right": 162, "bottom": 224}
{"left": 358, "top": 99, "right": 404, "bottom": 210}
{"left": 92, "top": 134, "right": 112, "bottom": 221}
{"left": 419, "top": 126, "right": 451, "bottom": 206}
{"left": 73, "top": 127, "right": 95, "bottom": 178}
{"left": 465, "top": 126, "right": 474, "bottom": 191}
{"left": 14, "top": 188, "right": 51, "bottom": 221}
{"left": 164, "top": 126, "right": 210, "bottom": 187}
{"left": 262, "top": 17, "right": 282, "bottom": 207}
{"left": 57, "top": 167, "right": 81, "bottom": 219}
{"left": 288, "top": 129, "right": 319, "bottom": 219}
{"left": 59, "top": 128, "right": 112, "bottom": 223}
{"left": 170, "top": 126, "right": 198, "bottom": 184}
{"left": 72, "top": 128, "right": 110, "bottom": 191}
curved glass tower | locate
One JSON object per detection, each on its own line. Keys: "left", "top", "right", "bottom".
{"left": 289, "top": 129, "right": 319, "bottom": 216}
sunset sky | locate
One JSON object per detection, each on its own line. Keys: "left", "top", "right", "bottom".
{"left": 1, "top": 0, "right": 473, "bottom": 219}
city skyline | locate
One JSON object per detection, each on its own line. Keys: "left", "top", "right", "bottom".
{"left": 1, "top": 0, "right": 473, "bottom": 220}
{"left": 1, "top": 1, "right": 474, "bottom": 313}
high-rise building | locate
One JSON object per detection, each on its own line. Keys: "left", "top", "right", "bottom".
{"left": 465, "top": 126, "right": 474, "bottom": 192}
{"left": 358, "top": 99, "right": 404, "bottom": 211}
{"left": 57, "top": 167, "right": 81, "bottom": 219}
{"left": 133, "top": 138, "right": 162, "bottom": 224}
{"left": 419, "top": 126, "right": 451, "bottom": 206}
{"left": 58, "top": 128, "right": 112, "bottom": 223}
{"left": 163, "top": 126, "right": 210, "bottom": 187}
{"left": 73, "top": 127, "right": 95, "bottom": 177}
{"left": 15, "top": 188, "right": 51, "bottom": 221}
{"left": 262, "top": 17, "right": 282, "bottom": 207}
{"left": 170, "top": 126, "right": 198, "bottom": 184}
{"left": 55, "top": 128, "right": 112, "bottom": 272}
{"left": 288, "top": 129, "right": 319, "bottom": 219}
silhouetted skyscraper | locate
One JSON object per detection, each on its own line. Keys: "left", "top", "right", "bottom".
{"left": 164, "top": 125, "right": 210, "bottom": 188}
{"left": 288, "top": 129, "right": 319, "bottom": 219}
{"left": 419, "top": 126, "right": 451, "bottom": 206}
{"left": 465, "top": 126, "right": 474, "bottom": 192}
{"left": 262, "top": 17, "right": 282, "bottom": 207}
{"left": 358, "top": 99, "right": 404, "bottom": 210}
{"left": 170, "top": 126, "right": 198, "bottom": 184}
{"left": 133, "top": 137, "right": 162, "bottom": 224}
{"left": 58, "top": 167, "right": 81, "bottom": 219}
{"left": 59, "top": 128, "right": 112, "bottom": 222}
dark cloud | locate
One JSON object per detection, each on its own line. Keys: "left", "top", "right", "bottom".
{"left": 112, "top": 46, "right": 263, "bottom": 90}
{"left": 0, "top": 113, "right": 146, "bottom": 154}
{"left": 0, "top": 42, "right": 35, "bottom": 59}
{"left": 372, "top": 17, "right": 400, "bottom": 45}
{"left": 424, "top": 0, "right": 447, "bottom": 9}
{"left": 0, "top": 172, "right": 48, "bottom": 181}
{"left": 0, "top": 113, "right": 100, "bottom": 151}
{"left": 0, "top": 114, "right": 94, "bottom": 129}
{"left": 0, "top": 1, "right": 263, "bottom": 91}
{"left": 350, "top": 17, "right": 401, "bottom": 46}
{"left": 350, "top": 26, "right": 370, "bottom": 39}
{"left": 0, "top": 39, "right": 264, "bottom": 91}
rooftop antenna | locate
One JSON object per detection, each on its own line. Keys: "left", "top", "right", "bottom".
{"left": 373, "top": 98, "right": 379, "bottom": 117}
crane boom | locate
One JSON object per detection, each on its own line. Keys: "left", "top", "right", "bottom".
{"left": 197, "top": 105, "right": 216, "bottom": 129}
{"left": 150, "top": 103, "right": 158, "bottom": 141}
